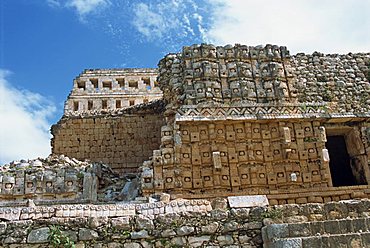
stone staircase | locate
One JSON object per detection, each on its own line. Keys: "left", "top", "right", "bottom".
{"left": 262, "top": 200, "right": 370, "bottom": 247}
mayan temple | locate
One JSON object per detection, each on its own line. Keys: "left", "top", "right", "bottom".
{"left": 0, "top": 44, "right": 370, "bottom": 247}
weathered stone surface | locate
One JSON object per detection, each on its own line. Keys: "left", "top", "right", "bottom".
{"left": 107, "top": 242, "right": 122, "bottom": 248}
{"left": 131, "top": 230, "right": 150, "bottom": 239}
{"left": 188, "top": 235, "right": 211, "bottom": 247}
{"left": 27, "top": 227, "right": 50, "bottom": 243}
{"left": 217, "top": 235, "right": 234, "bottom": 246}
{"left": 140, "top": 240, "right": 153, "bottom": 248}
{"left": 228, "top": 195, "right": 269, "bottom": 208}
{"left": 0, "top": 222, "right": 7, "bottom": 235}
{"left": 201, "top": 222, "right": 219, "bottom": 234}
{"left": 272, "top": 238, "right": 303, "bottom": 248}
{"left": 135, "top": 216, "right": 154, "bottom": 230}
{"left": 123, "top": 242, "right": 141, "bottom": 248}
{"left": 176, "top": 225, "right": 195, "bottom": 236}
{"left": 78, "top": 228, "right": 99, "bottom": 241}
{"left": 161, "top": 229, "right": 176, "bottom": 237}
{"left": 171, "top": 236, "right": 187, "bottom": 246}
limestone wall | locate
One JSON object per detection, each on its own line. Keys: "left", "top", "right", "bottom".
{"left": 0, "top": 198, "right": 262, "bottom": 247}
{"left": 1, "top": 198, "right": 370, "bottom": 247}
{"left": 51, "top": 104, "right": 165, "bottom": 173}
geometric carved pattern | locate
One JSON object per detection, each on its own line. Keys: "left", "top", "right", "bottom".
{"left": 176, "top": 103, "right": 329, "bottom": 121}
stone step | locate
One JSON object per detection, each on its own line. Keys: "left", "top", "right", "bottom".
{"left": 263, "top": 232, "right": 370, "bottom": 248}
{"left": 262, "top": 217, "right": 370, "bottom": 241}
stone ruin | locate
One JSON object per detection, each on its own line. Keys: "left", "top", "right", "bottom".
{"left": 140, "top": 44, "right": 370, "bottom": 205}
{"left": 0, "top": 44, "right": 369, "bottom": 247}
{"left": 64, "top": 68, "right": 162, "bottom": 114}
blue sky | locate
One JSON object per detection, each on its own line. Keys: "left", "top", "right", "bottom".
{"left": 1, "top": 0, "right": 369, "bottom": 163}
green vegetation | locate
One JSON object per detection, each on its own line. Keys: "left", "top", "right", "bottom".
{"left": 261, "top": 208, "right": 283, "bottom": 220}
{"left": 48, "top": 225, "right": 75, "bottom": 248}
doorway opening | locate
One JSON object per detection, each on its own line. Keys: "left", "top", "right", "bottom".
{"left": 326, "top": 135, "right": 356, "bottom": 186}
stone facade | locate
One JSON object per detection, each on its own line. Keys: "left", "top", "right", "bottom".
{"left": 64, "top": 68, "right": 162, "bottom": 115}
{"left": 140, "top": 44, "right": 370, "bottom": 201}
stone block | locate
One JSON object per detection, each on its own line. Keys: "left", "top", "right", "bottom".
{"left": 62, "top": 230, "right": 78, "bottom": 242}
{"left": 217, "top": 235, "right": 234, "bottom": 246}
{"left": 361, "top": 232, "right": 370, "bottom": 246}
{"left": 79, "top": 228, "right": 99, "bottom": 241}
{"left": 176, "top": 225, "right": 194, "bottom": 236}
{"left": 0, "top": 222, "right": 7, "bottom": 234}
{"left": 302, "top": 236, "right": 322, "bottom": 248}
{"left": 131, "top": 230, "right": 150, "bottom": 239}
{"left": 348, "top": 233, "right": 364, "bottom": 248}
{"left": 171, "top": 237, "right": 187, "bottom": 246}
{"left": 351, "top": 218, "right": 368, "bottom": 232}
{"left": 201, "top": 222, "right": 219, "bottom": 234}
{"left": 328, "top": 234, "right": 348, "bottom": 247}
{"left": 272, "top": 238, "right": 303, "bottom": 248}
{"left": 27, "top": 227, "right": 50, "bottom": 243}
{"left": 228, "top": 195, "right": 269, "bottom": 208}
{"left": 288, "top": 223, "right": 311, "bottom": 237}
{"left": 324, "top": 220, "right": 340, "bottom": 234}
{"left": 221, "top": 220, "right": 240, "bottom": 232}
{"left": 123, "top": 242, "right": 141, "bottom": 248}
{"left": 107, "top": 242, "right": 122, "bottom": 248}
{"left": 265, "top": 224, "right": 289, "bottom": 241}
{"left": 338, "top": 219, "right": 352, "bottom": 234}
{"left": 135, "top": 216, "right": 154, "bottom": 230}
{"left": 161, "top": 229, "right": 176, "bottom": 238}
{"left": 188, "top": 236, "right": 211, "bottom": 247}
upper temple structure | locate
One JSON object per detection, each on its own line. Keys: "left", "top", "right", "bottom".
{"left": 64, "top": 68, "right": 162, "bottom": 115}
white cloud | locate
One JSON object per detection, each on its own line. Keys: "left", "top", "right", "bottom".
{"left": 131, "top": 0, "right": 208, "bottom": 50}
{"left": 0, "top": 69, "right": 56, "bottom": 164}
{"left": 206, "top": 0, "right": 370, "bottom": 54}
{"left": 47, "top": 0, "right": 61, "bottom": 8}
{"left": 46, "top": 0, "right": 110, "bottom": 18}
{"left": 66, "top": 0, "right": 110, "bottom": 16}
{"left": 132, "top": 3, "right": 166, "bottom": 41}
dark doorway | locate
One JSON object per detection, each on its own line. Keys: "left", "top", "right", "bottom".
{"left": 326, "top": 135, "right": 356, "bottom": 186}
